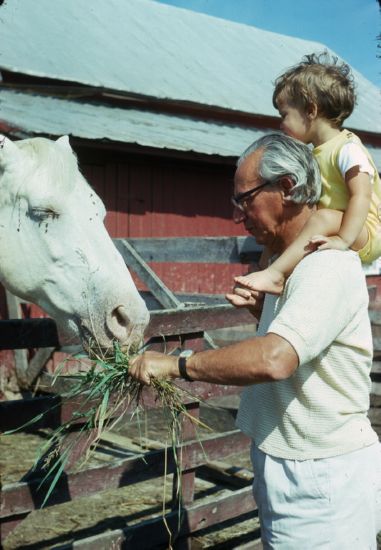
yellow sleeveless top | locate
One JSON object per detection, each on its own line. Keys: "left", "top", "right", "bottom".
{"left": 313, "top": 129, "right": 381, "bottom": 263}
{"left": 314, "top": 129, "right": 380, "bottom": 210}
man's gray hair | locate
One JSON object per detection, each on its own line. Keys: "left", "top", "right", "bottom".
{"left": 238, "top": 133, "right": 321, "bottom": 204}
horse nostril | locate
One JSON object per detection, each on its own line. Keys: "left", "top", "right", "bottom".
{"left": 111, "top": 305, "right": 130, "bottom": 328}
{"left": 108, "top": 305, "right": 149, "bottom": 346}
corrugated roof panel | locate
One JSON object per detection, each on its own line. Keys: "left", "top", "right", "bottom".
{"left": 0, "top": 90, "right": 266, "bottom": 156}
{"left": 1, "top": 0, "right": 379, "bottom": 133}
{"left": 1, "top": 90, "right": 380, "bottom": 171}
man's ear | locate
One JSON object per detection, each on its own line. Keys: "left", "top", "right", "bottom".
{"left": 279, "top": 175, "right": 295, "bottom": 202}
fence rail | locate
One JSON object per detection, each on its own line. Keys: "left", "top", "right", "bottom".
{"left": 0, "top": 236, "right": 262, "bottom": 548}
{"left": 1, "top": 236, "right": 380, "bottom": 549}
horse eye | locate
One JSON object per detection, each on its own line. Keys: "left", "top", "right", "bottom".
{"left": 30, "top": 208, "right": 59, "bottom": 221}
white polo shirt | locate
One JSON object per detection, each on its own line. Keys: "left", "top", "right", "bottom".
{"left": 236, "top": 249, "right": 378, "bottom": 460}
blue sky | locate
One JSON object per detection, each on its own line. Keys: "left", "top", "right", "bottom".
{"left": 155, "top": 0, "right": 381, "bottom": 87}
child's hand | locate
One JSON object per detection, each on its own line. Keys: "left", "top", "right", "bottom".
{"left": 309, "top": 234, "right": 349, "bottom": 252}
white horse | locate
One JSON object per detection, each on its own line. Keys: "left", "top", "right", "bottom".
{"left": 0, "top": 134, "right": 149, "bottom": 350}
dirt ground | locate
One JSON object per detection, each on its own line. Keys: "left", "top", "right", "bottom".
{"left": 1, "top": 398, "right": 263, "bottom": 549}
{"left": 1, "top": 390, "right": 381, "bottom": 549}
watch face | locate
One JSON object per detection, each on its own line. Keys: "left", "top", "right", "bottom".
{"left": 180, "top": 349, "right": 193, "bottom": 358}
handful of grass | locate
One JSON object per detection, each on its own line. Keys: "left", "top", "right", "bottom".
{"left": 9, "top": 343, "right": 208, "bottom": 507}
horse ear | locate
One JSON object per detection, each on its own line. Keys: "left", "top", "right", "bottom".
{"left": 0, "top": 135, "right": 21, "bottom": 162}
{"left": 56, "top": 135, "right": 71, "bottom": 150}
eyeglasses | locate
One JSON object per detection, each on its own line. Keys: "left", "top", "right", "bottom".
{"left": 231, "top": 179, "right": 273, "bottom": 212}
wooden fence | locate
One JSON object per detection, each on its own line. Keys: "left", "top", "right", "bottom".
{"left": 1, "top": 237, "right": 380, "bottom": 549}
{"left": 0, "top": 237, "right": 264, "bottom": 549}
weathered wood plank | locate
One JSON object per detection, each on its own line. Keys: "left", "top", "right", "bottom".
{"left": 369, "top": 407, "right": 381, "bottom": 426}
{"left": 4, "top": 291, "right": 57, "bottom": 387}
{"left": 237, "top": 540, "right": 264, "bottom": 549}
{"left": 114, "top": 239, "right": 183, "bottom": 309}
{"left": 21, "top": 347, "right": 55, "bottom": 387}
{"left": 36, "top": 486, "right": 257, "bottom": 550}
{"left": 1, "top": 430, "right": 250, "bottom": 518}
{"left": 0, "top": 383, "right": 242, "bottom": 431}
{"left": 146, "top": 305, "right": 255, "bottom": 338}
{"left": 4, "top": 299, "right": 378, "bottom": 352}
{"left": 118, "top": 236, "right": 261, "bottom": 264}
{"left": 0, "top": 514, "right": 29, "bottom": 544}
{"left": 0, "top": 305, "right": 255, "bottom": 350}
{"left": 0, "top": 318, "right": 59, "bottom": 350}
{"left": 369, "top": 309, "right": 381, "bottom": 325}
{"left": 2, "top": 368, "right": 378, "bottom": 433}
{"left": 114, "top": 240, "right": 222, "bottom": 349}
{"left": 371, "top": 362, "right": 381, "bottom": 384}
{"left": 173, "top": 402, "right": 200, "bottom": 507}
{"left": 370, "top": 392, "right": 381, "bottom": 407}
{"left": 198, "top": 460, "right": 254, "bottom": 488}
{"left": 98, "top": 431, "right": 144, "bottom": 453}
{"left": 372, "top": 362, "right": 381, "bottom": 374}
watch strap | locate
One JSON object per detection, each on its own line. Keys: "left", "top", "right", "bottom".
{"left": 178, "top": 355, "right": 193, "bottom": 382}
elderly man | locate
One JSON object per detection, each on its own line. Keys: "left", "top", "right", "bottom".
{"left": 130, "top": 133, "right": 381, "bottom": 549}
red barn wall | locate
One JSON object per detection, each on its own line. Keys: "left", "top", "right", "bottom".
{"left": 79, "top": 148, "right": 250, "bottom": 296}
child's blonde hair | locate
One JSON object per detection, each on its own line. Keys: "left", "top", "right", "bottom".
{"left": 272, "top": 52, "right": 356, "bottom": 127}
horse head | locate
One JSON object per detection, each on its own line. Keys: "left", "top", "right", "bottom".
{"left": 0, "top": 135, "right": 149, "bottom": 351}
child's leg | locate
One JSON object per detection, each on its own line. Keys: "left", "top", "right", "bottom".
{"left": 235, "top": 209, "right": 353, "bottom": 294}
{"left": 310, "top": 216, "right": 369, "bottom": 252}
{"left": 227, "top": 247, "right": 270, "bottom": 310}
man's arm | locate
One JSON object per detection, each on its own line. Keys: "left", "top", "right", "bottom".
{"left": 129, "top": 333, "right": 298, "bottom": 386}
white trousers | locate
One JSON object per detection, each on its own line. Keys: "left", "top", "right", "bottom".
{"left": 251, "top": 441, "right": 381, "bottom": 549}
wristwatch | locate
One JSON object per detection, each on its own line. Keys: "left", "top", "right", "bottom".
{"left": 178, "top": 349, "right": 194, "bottom": 382}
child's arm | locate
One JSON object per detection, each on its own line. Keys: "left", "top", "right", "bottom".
{"left": 310, "top": 166, "right": 371, "bottom": 251}
{"left": 234, "top": 168, "right": 372, "bottom": 295}
{"left": 234, "top": 160, "right": 372, "bottom": 295}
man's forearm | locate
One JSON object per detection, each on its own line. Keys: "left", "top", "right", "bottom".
{"left": 130, "top": 333, "right": 298, "bottom": 386}
{"left": 182, "top": 333, "right": 298, "bottom": 385}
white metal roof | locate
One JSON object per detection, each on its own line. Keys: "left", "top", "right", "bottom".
{"left": 0, "top": 0, "right": 380, "bottom": 134}
{"left": 1, "top": 89, "right": 380, "bottom": 171}
{"left": 0, "top": 89, "right": 267, "bottom": 157}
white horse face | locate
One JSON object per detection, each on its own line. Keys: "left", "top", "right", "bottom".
{"left": 0, "top": 135, "right": 149, "bottom": 350}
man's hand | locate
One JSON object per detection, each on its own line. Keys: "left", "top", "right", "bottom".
{"left": 129, "top": 351, "right": 179, "bottom": 385}
{"left": 225, "top": 283, "right": 264, "bottom": 319}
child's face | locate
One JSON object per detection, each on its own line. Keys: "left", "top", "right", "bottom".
{"left": 276, "top": 96, "right": 312, "bottom": 144}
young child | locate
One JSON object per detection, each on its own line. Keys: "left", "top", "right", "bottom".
{"left": 235, "top": 52, "right": 381, "bottom": 295}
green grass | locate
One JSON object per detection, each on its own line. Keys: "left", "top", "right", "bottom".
{"left": 6, "top": 342, "right": 208, "bottom": 508}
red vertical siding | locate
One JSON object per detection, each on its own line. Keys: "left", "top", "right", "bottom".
{"left": 81, "top": 152, "right": 248, "bottom": 295}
